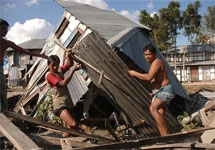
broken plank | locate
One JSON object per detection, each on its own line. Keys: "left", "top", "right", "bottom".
{"left": 139, "top": 143, "right": 215, "bottom": 150}
{"left": 200, "top": 119, "right": 215, "bottom": 144}
{"left": 0, "top": 113, "right": 42, "bottom": 150}
{"left": 4, "top": 110, "right": 115, "bottom": 143}
{"left": 60, "top": 138, "right": 96, "bottom": 149}
{"left": 72, "top": 127, "right": 215, "bottom": 149}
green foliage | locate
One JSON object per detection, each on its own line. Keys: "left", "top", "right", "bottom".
{"left": 139, "top": 1, "right": 182, "bottom": 51}
{"left": 182, "top": 0, "right": 201, "bottom": 44}
{"left": 196, "top": 5, "right": 215, "bottom": 44}
{"left": 177, "top": 112, "right": 198, "bottom": 130}
{"left": 35, "top": 96, "right": 63, "bottom": 125}
{"left": 205, "top": 6, "right": 215, "bottom": 33}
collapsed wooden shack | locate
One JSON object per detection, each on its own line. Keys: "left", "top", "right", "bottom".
{"left": 2, "top": 1, "right": 215, "bottom": 150}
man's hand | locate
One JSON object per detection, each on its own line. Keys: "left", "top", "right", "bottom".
{"left": 40, "top": 52, "right": 48, "bottom": 59}
{"left": 72, "top": 63, "right": 81, "bottom": 71}
{"left": 128, "top": 70, "right": 137, "bottom": 76}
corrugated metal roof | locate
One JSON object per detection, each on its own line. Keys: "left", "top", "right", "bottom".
{"left": 24, "top": 33, "right": 88, "bottom": 106}
{"left": 74, "top": 31, "right": 182, "bottom": 138}
{"left": 169, "top": 60, "right": 215, "bottom": 67}
{"left": 166, "top": 44, "right": 215, "bottom": 54}
{"left": 55, "top": 1, "right": 188, "bottom": 100}
{"left": 109, "top": 27, "right": 189, "bottom": 100}
{"left": 7, "top": 39, "right": 46, "bottom": 51}
{"left": 55, "top": 0, "right": 151, "bottom": 41}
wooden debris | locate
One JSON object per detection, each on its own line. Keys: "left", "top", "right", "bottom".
{"left": 72, "top": 127, "right": 215, "bottom": 150}
{"left": 0, "top": 113, "right": 42, "bottom": 150}
{"left": 139, "top": 143, "right": 215, "bottom": 150}
{"left": 200, "top": 119, "right": 215, "bottom": 144}
{"left": 4, "top": 110, "right": 115, "bottom": 143}
{"left": 60, "top": 138, "right": 96, "bottom": 149}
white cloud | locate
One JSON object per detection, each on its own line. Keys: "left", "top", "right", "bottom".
{"left": 0, "top": 2, "right": 16, "bottom": 11}
{"left": 146, "top": 2, "right": 153, "bottom": 9}
{"left": 64, "top": 0, "right": 140, "bottom": 22}
{"left": 6, "top": 18, "right": 55, "bottom": 44}
{"left": 150, "top": 11, "right": 158, "bottom": 17}
{"left": 119, "top": 10, "right": 140, "bottom": 22}
{"left": 25, "top": 0, "right": 38, "bottom": 6}
{"left": 64, "top": 0, "right": 108, "bottom": 9}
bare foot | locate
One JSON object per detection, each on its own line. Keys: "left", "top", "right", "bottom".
{"left": 62, "top": 132, "right": 71, "bottom": 137}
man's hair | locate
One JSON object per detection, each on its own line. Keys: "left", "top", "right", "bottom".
{"left": 144, "top": 44, "right": 156, "bottom": 54}
{"left": 0, "top": 18, "right": 9, "bottom": 27}
{"left": 47, "top": 55, "right": 60, "bottom": 65}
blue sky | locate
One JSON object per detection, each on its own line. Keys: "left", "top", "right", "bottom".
{"left": 0, "top": 0, "right": 214, "bottom": 45}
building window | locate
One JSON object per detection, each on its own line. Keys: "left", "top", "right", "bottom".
{"left": 210, "top": 66, "right": 215, "bottom": 80}
{"left": 55, "top": 18, "right": 69, "bottom": 39}
{"left": 198, "top": 66, "right": 203, "bottom": 81}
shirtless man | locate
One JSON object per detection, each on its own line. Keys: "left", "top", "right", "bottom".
{"left": 0, "top": 18, "right": 47, "bottom": 112}
{"left": 128, "top": 44, "right": 175, "bottom": 136}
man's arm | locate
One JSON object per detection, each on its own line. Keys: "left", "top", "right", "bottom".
{"left": 128, "top": 59, "right": 161, "bottom": 81}
{"left": 65, "top": 48, "right": 74, "bottom": 66}
{"left": 58, "top": 64, "right": 81, "bottom": 86}
{"left": 8, "top": 40, "right": 47, "bottom": 59}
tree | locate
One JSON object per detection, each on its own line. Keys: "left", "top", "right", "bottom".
{"left": 182, "top": 0, "right": 201, "bottom": 44}
{"left": 139, "top": 9, "right": 170, "bottom": 51}
{"left": 160, "top": 1, "right": 182, "bottom": 49}
{"left": 182, "top": 0, "right": 201, "bottom": 81}
{"left": 139, "top": 1, "right": 182, "bottom": 52}
{"left": 204, "top": 6, "right": 215, "bottom": 43}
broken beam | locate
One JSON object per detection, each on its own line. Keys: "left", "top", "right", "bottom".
{"left": 72, "top": 127, "right": 215, "bottom": 149}
{"left": 4, "top": 110, "right": 115, "bottom": 143}
{"left": 0, "top": 113, "right": 42, "bottom": 150}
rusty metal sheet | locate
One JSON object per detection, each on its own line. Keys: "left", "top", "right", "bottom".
{"left": 73, "top": 31, "right": 182, "bottom": 138}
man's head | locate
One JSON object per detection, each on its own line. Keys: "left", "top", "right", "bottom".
{"left": 143, "top": 44, "right": 156, "bottom": 63}
{"left": 47, "top": 55, "right": 60, "bottom": 73}
{"left": 0, "top": 18, "right": 9, "bottom": 37}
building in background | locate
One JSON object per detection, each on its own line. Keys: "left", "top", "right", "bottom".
{"left": 5, "top": 39, "right": 46, "bottom": 87}
{"left": 163, "top": 44, "right": 215, "bottom": 82}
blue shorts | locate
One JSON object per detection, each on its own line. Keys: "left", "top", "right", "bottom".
{"left": 152, "top": 84, "right": 175, "bottom": 105}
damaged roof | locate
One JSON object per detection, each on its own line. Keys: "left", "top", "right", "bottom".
{"left": 21, "top": 1, "right": 185, "bottom": 139}
{"left": 7, "top": 39, "right": 46, "bottom": 51}
{"left": 166, "top": 44, "right": 215, "bottom": 54}
{"left": 55, "top": 0, "right": 151, "bottom": 41}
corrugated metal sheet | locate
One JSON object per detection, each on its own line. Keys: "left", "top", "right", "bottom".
{"left": 170, "top": 60, "right": 215, "bottom": 67}
{"left": 73, "top": 31, "right": 182, "bottom": 138}
{"left": 111, "top": 27, "right": 189, "bottom": 100}
{"left": 166, "top": 44, "right": 215, "bottom": 54}
{"left": 24, "top": 33, "right": 88, "bottom": 106}
{"left": 55, "top": 0, "right": 188, "bottom": 100}
{"left": 55, "top": 0, "right": 151, "bottom": 41}
{"left": 7, "top": 39, "right": 46, "bottom": 51}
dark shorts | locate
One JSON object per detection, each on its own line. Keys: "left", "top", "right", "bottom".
{"left": 53, "top": 106, "right": 74, "bottom": 117}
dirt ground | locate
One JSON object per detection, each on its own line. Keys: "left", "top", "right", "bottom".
{"left": 7, "top": 82, "right": 215, "bottom": 97}
{"left": 182, "top": 82, "right": 215, "bottom": 95}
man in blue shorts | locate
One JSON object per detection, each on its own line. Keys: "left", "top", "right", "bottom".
{"left": 128, "top": 44, "right": 175, "bottom": 136}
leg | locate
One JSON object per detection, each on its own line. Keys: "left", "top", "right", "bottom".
{"left": 59, "top": 109, "right": 77, "bottom": 137}
{"left": 60, "top": 109, "right": 77, "bottom": 127}
{"left": 150, "top": 98, "right": 169, "bottom": 136}
{"left": 0, "top": 73, "right": 8, "bottom": 112}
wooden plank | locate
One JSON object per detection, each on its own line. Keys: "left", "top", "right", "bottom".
{"left": 200, "top": 119, "right": 215, "bottom": 143}
{"left": 72, "top": 127, "right": 215, "bottom": 150}
{"left": 4, "top": 110, "right": 115, "bottom": 143}
{"left": 139, "top": 143, "right": 215, "bottom": 150}
{"left": 61, "top": 138, "right": 73, "bottom": 149}
{"left": 30, "top": 135, "right": 96, "bottom": 148}
{"left": 0, "top": 113, "right": 42, "bottom": 150}
{"left": 60, "top": 138, "right": 96, "bottom": 149}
